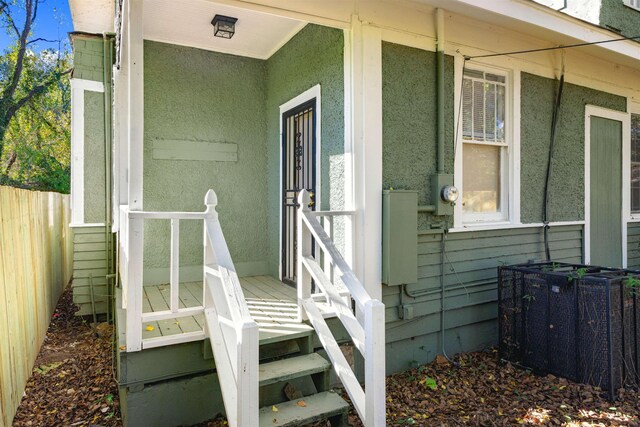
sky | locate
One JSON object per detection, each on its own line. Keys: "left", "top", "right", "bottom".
{"left": 0, "top": 0, "right": 74, "bottom": 53}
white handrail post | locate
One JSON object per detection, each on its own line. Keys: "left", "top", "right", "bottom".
{"left": 237, "top": 321, "right": 259, "bottom": 426}
{"left": 170, "top": 218, "right": 180, "bottom": 313}
{"left": 365, "top": 299, "right": 386, "bottom": 426}
{"left": 119, "top": 206, "right": 129, "bottom": 309}
{"left": 297, "top": 190, "right": 313, "bottom": 322}
{"left": 126, "top": 215, "right": 143, "bottom": 351}
{"left": 203, "top": 189, "right": 217, "bottom": 309}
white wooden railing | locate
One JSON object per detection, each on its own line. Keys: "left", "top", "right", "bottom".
{"left": 202, "top": 190, "right": 259, "bottom": 427}
{"left": 297, "top": 190, "right": 386, "bottom": 426}
{"left": 119, "top": 204, "right": 209, "bottom": 351}
{"left": 118, "top": 190, "right": 258, "bottom": 426}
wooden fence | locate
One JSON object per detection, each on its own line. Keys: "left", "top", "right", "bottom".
{"left": 0, "top": 186, "right": 73, "bottom": 427}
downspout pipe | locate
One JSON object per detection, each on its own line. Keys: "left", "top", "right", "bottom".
{"left": 102, "top": 33, "right": 114, "bottom": 321}
{"left": 435, "top": 9, "right": 458, "bottom": 365}
{"left": 436, "top": 8, "right": 445, "bottom": 174}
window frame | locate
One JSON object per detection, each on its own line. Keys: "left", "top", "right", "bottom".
{"left": 453, "top": 60, "right": 521, "bottom": 229}
{"left": 629, "top": 102, "right": 640, "bottom": 221}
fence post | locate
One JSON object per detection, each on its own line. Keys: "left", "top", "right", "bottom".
{"left": 297, "top": 190, "right": 313, "bottom": 322}
{"left": 365, "top": 299, "right": 386, "bottom": 426}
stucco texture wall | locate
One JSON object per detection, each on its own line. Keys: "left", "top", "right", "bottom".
{"left": 520, "top": 72, "right": 626, "bottom": 223}
{"left": 143, "top": 41, "right": 269, "bottom": 278}
{"left": 84, "top": 91, "right": 106, "bottom": 223}
{"left": 599, "top": 0, "right": 640, "bottom": 37}
{"left": 265, "top": 25, "right": 345, "bottom": 276}
{"left": 381, "top": 42, "right": 454, "bottom": 227}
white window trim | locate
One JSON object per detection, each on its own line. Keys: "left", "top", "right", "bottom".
{"left": 452, "top": 58, "right": 521, "bottom": 231}
{"left": 70, "top": 78, "right": 105, "bottom": 227}
{"left": 278, "top": 84, "right": 322, "bottom": 282}
{"left": 623, "top": 0, "right": 640, "bottom": 11}
{"left": 584, "top": 105, "right": 630, "bottom": 267}
{"left": 629, "top": 100, "right": 640, "bottom": 222}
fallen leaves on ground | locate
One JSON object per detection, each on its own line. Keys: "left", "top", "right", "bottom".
{"left": 16, "top": 290, "right": 640, "bottom": 427}
{"left": 193, "top": 349, "right": 640, "bottom": 427}
{"left": 12, "top": 288, "right": 121, "bottom": 427}
{"left": 344, "top": 349, "right": 640, "bottom": 426}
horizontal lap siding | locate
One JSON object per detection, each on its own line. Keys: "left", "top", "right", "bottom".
{"left": 382, "top": 225, "right": 583, "bottom": 373}
{"left": 71, "top": 226, "right": 109, "bottom": 316}
{"left": 628, "top": 223, "right": 640, "bottom": 269}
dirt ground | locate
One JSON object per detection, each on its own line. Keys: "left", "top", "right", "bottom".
{"left": 12, "top": 288, "right": 121, "bottom": 427}
{"left": 13, "top": 289, "right": 640, "bottom": 426}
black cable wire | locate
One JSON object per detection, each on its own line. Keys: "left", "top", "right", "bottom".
{"left": 452, "top": 53, "right": 468, "bottom": 160}
{"left": 463, "top": 34, "right": 640, "bottom": 60}
{"left": 543, "top": 71, "right": 565, "bottom": 260}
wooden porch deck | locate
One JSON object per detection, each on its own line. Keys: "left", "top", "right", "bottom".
{"left": 141, "top": 275, "right": 313, "bottom": 342}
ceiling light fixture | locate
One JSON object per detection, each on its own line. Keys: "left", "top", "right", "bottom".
{"left": 211, "top": 14, "right": 238, "bottom": 39}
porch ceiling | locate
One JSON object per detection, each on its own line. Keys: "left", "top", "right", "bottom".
{"left": 143, "top": 0, "right": 307, "bottom": 59}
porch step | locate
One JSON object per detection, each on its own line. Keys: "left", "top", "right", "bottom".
{"left": 259, "top": 328, "right": 314, "bottom": 346}
{"left": 259, "top": 353, "right": 330, "bottom": 387}
{"left": 259, "top": 391, "right": 349, "bottom": 427}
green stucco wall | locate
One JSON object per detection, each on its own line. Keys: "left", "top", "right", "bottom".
{"left": 143, "top": 41, "right": 269, "bottom": 281}
{"left": 379, "top": 44, "right": 596, "bottom": 373}
{"left": 265, "top": 25, "right": 345, "bottom": 276}
{"left": 520, "top": 72, "right": 626, "bottom": 223}
{"left": 599, "top": 0, "right": 640, "bottom": 37}
{"left": 140, "top": 25, "right": 344, "bottom": 283}
{"left": 71, "top": 35, "right": 111, "bottom": 317}
{"left": 84, "top": 91, "right": 107, "bottom": 224}
{"left": 381, "top": 43, "right": 455, "bottom": 207}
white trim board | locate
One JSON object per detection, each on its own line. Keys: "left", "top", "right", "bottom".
{"left": 584, "top": 105, "right": 631, "bottom": 267}
{"left": 70, "top": 222, "right": 107, "bottom": 228}
{"left": 629, "top": 100, "right": 640, "bottom": 222}
{"left": 449, "top": 220, "right": 585, "bottom": 233}
{"left": 278, "top": 84, "right": 322, "bottom": 281}
{"left": 70, "top": 78, "right": 106, "bottom": 226}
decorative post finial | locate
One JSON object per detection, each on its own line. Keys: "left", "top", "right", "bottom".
{"left": 205, "top": 189, "right": 218, "bottom": 210}
{"left": 298, "top": 189, "right": 311, "bottom": 212}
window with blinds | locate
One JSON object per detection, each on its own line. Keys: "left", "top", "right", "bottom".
{"left": 623, "top": 0, "right": 640, "bottom": 11}
{"left": 461, "top": 68, "right": 509, "bottom": 222}
{"left": 631, "top": 114, "right": 640, "bottom": 212}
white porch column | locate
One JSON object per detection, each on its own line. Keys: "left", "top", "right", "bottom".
{"left": 112, "top": 8, "right": 130, "bottom": 231}
{"left": 128, "top": 0, "right": 143, "bottom": 210}
{"left": 125, "top": 0, "right": 144, "bottom": 352}
{"left": 348, "top": 16, "right": 383, "bottom": 301}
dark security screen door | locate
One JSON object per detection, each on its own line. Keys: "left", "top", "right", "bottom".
{"left": 282, "top": 99, "right": 316, "bottom": 285}
{"left": 590, "top": 116, "right": 623, "bottom": 268}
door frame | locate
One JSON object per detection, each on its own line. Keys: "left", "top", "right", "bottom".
{"left": 584, "top": 105, "right": 630, "bottom": 267}
{"left": 278, "top": 84, "right": 322, "bottom": 282}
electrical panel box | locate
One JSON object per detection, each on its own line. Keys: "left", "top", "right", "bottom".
{"left": 430, "top": 173, "right": 455, "bottom": 216}
{"left": 382, "top": 190, "right": 418, "bottom": 286}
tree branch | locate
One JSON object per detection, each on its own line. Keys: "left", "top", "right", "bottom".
{"left": 3, "top": 0, "right": 35, "bottom": 108}
{"left": 5, "top": 68, "right": 71, "bottom": 124}
{"left": 27, "top": 37, "right": 59, "bottom": 45}
{"left": 4, "top": 151, "right": 16, "bottom": 175}
{"left": 0, "top": 1, "right": 20, "bottom": 37}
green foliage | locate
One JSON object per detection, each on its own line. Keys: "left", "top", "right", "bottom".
{"left": 0, "top": 51, "right": 71, "bottom": 192}
{"left": 568, "top": 267, "right": 588, "bottom": 282}
{"left": 625, "top": 275, "right": 640, "bottom": 296}
{"left": 0, "top": 0, "right": 71, "bottom": 193}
